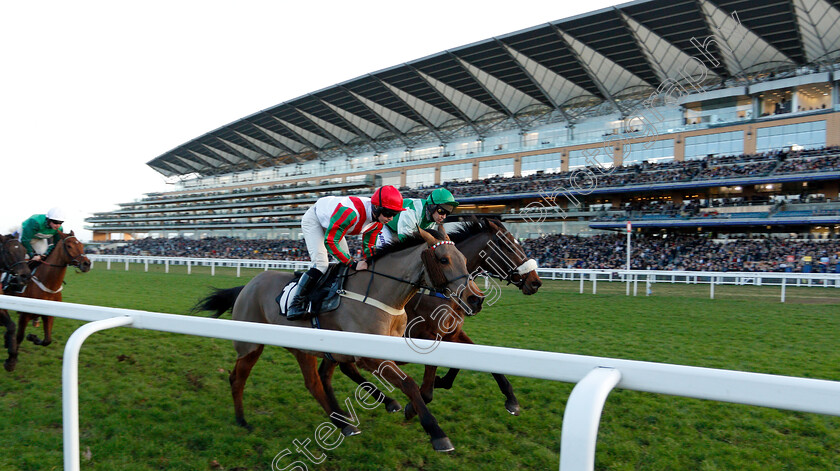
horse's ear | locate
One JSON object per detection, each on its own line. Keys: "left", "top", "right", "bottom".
{"left": 70, "top": 230, "right": 75, "bottom": 236}
{"left": 438, "top": 223, "right": 451, "bottom": 241}
{"left": 417, "top": 227, "right": 437, "bottom": 246}
{"left": 486, "top": 219, "right": 501, "bottom": 232}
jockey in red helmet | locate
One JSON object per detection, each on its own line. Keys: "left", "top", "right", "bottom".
{"left": 287, "top": 185, "right": 405, "bottom": 320}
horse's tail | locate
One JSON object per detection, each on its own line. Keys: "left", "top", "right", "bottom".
{"left": 191, "top": 286, "right": 245, "bottom": 318}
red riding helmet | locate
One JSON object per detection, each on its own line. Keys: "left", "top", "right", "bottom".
{"left": 371, "top": 185, "right": 406, "bottom": 212}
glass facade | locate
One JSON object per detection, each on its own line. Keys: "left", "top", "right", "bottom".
{"left": 521, "top": 152, "right": 562, "bottom": 176}
{"left": 623, "top": 139, "right": 674, "bottom": 165}
{"left": 478, "top": 158, "right": 514, "bottom": 178}
{"left": 684, "top": 131, "right": 744, "bottom": 160}
{"left": 440, "top": 163, "right": 473, "bottom": 182}
{"left": 405, "top": 167, "right": 435, "bottom": 188}
{"left": 756, "top": 121, "right": 826, "bottom": 152}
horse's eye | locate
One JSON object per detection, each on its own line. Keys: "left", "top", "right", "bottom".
{"left": 439, "top": 257, "right": 449, "bottom": 265}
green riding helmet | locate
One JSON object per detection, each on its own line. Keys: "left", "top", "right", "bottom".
{"left": 425, "top": 188, "right": 459, "bottom": 219}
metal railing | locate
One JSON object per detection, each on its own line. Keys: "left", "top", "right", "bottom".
{"left": 1, "top": 295, "right": 839, "bottom": 471}
{"left": 87, "top": 255, "right": 840, "bottom": 302}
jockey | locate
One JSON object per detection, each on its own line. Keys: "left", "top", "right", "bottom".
{"left": 287, "top": 185, "right": 406, "bottom": 320}
{"left": 377, "top": 187, "right": 458, "bottom": 246}
{"left": 20, "top": 207, "right": 67, "bottom": 262}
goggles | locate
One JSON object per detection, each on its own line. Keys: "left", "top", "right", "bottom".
{"left": 379, "top": 207, "right": 400, "bottom": 218}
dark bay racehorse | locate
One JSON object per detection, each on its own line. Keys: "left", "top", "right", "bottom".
{"left": 194, "top": 228, "right": 482, "bottom": 452}
{"left": 9, "top": 231, "right": 91, "bottom": 371}
{"left": 323, "top": 218, "right": 542, "bottom": 418}
{"left": 0, "top": 235, "right": 32, "bottom": 372}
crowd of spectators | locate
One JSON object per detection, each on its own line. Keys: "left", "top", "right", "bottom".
{"left": 521, "top": 233, "right": 840, "bottom": 272}
{"left": 402, "top": 147, "right": 840, "bottom": 199}
{"left": 101, "top": 233, "right": 840, "bottom": 273}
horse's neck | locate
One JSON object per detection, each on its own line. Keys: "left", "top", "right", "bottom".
{"left": 456, "top": 232, "right": 494, "bottom": 272}
{"left": 39, "top": 246, "right": 68, "bottom": 285}
{"left": 348, "top": 244, "right": 426, "bottom": 309}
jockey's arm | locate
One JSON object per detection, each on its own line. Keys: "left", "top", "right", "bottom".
{"left": 324, "top": 206, "right": 357, "bottom": 266}
{"left": 19, "top": 218, "right": 39, "bottom": 258}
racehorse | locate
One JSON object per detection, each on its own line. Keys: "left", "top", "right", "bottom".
{"left": 0, "top": 235, "right": 32, "bottom": 372}
{"left": 322, "top": 218, "right": 542, "bottom": 418}
{"left": 10, "top": 231, "right": 91, "bottom": 370}
{"left": 193, "top": 228, "right": 482, "bottom": 452}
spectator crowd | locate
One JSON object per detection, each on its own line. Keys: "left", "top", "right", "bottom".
{"left": 101, "top": 233, "right": 840, "bottom": 273}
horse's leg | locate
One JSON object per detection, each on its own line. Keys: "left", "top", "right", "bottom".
{"left": 229, "top": 344, "right": 264, "bottom": 430}
{"left": 444, "top": 330, "right": 521, "bottom": 416}
{"left": 356, "top": 358, "right": 453, "bottom": 452}
{"left": 15, "top": 312, "right": 31, "bottom": 348}
{"left": 1, "top": 310, "right": 17, "bottom": 372}
{"left": 404, "top": 364, "right": 439, "bottom": 420}
{"left": 39, "top": 316, "right": 53, "bottom": 347}
{"left": 293, "top": 351, "right": 360, "bottom": 437}
{"left": 323, "top": 359, "right": 402, "bottom": 412}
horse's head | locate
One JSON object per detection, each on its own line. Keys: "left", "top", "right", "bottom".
{"left": 418, "top": 227, "right": 484, "bottom": 315}
{"left": 481, "top": 219, "right": 542, "bottom": 295}
{"left": 0, "top": 235, "right": 32, "bottom": 287}
{"left": 55, "top": 231, "right": 92, "bottom": 273}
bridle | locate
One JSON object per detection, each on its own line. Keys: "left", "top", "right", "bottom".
{"left": 348, "top": 240, "right": 472, "bottom": 303}
{"left": 477, "top": 228, "right": 538, "bottom": 289}
{"left": 0, "top": 239, "right": 28, "bottom": 274}
{"left": 41, "top": 236, "right": 87, "bottom": 269}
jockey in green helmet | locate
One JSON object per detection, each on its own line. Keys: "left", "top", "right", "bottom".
{"left": 377, "top": 187, "right": 459, "bottom": 246}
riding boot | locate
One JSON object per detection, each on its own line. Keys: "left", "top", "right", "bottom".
{"left": 286, "top": 268, "right": 321, "bottom": 321}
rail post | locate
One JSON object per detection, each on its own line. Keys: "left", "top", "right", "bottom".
{"left": 63, "top": 316, "right": 134, "bottom": 471}
{"left": 559, "top": 367, "right": 621, "bottom": 471}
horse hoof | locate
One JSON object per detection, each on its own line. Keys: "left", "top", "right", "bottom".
{"left": 341, "top": 425, "right": 361, "bottom": 437}
{"left": 404, "top": 403, "right": 417, "bottom": 421}
{"left": 432, "top": 437, "right": 454, "bottom": 453}
{"left": 236, "top": 419, "right": 253, "bottom": 432}
{"left": 3, "top": 359, "right": 15, "bottom": 372}
{"left": 506, "top": 402, "right": 521, "bottom": 416}
{"left": 40, "top": 340, "right": 51, "bottom": 347}
{"left": 385, "top": 399, "right": 402, "bottom": 413}
{"left": 26, "top": 334, "right": 40, "bottom": 345}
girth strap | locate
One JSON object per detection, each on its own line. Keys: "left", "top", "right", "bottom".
{"left": 339, "top": 290, "right": 405, "bottom": 317}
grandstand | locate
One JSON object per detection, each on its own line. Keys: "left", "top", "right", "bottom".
{"left": 86, "top": 0, "right": 840, "bottom": 244}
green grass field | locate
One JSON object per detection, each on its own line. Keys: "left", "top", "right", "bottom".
{"left": 1, "top": 263, "right": 839, "bottom": 470}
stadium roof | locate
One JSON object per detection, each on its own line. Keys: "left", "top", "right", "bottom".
{"left": 148, "top": 0, "right": 840, "bottom": 178}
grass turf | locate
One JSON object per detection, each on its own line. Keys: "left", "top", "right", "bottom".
{"left": 0, "top": 263, "right": 839, "bottom": 470}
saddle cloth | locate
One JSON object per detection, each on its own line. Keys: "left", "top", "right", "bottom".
{"left": 277, "top": 263, "right": 347, "bottom": 318}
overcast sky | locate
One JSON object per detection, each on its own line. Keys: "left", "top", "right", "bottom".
{"left": 1, "top": 0, "right": 621, "bottom": 240}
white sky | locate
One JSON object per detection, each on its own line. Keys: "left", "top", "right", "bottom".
{"left": 1, "top": 0, "right": 622, "bottom": 241}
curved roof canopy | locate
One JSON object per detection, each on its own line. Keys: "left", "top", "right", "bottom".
{"left": 148, "top": 0, "right": 840, "bottom": 177}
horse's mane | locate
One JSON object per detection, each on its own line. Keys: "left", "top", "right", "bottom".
{"left": 447, "top": 218, "right": 506, "bottom": 243}
{"left": 369, "top": 228, "right": 445, "bottom": 262}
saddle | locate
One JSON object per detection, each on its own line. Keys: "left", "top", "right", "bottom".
{"left": 276, "top": 263, "right": 349, "bottom": 318}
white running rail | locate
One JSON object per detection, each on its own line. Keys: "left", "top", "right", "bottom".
{"left": 1, "top": 295, "right": 839, "bottom": 471}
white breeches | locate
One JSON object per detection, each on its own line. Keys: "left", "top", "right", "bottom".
{"left": 301, "top": 206, "right": 349, "bottom": 273}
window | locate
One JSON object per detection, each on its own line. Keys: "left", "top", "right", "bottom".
{"left": 440, "top": 163, "right": 473, "bottom": 183}
{"left": 756, "top": 121, "right": 825, "bottom": 152}
{"left": 478, "top": 158, "right": 514, "bottom": 178}
{"left": 623, "top": 139, "right": 674, "bottom": 165}
{"left": 684, "top": 131, "right": 744, "bottom": 160}
{"left": 406, "top": 167, "right": 435, "bottom": 188}
{"left": 521, "top": 153, "right": 562, "bottom": 176}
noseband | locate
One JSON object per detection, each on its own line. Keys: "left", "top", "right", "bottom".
{"left": 481, "top": 231, "right": 537, "bottom": 288}
{"left": 43, "top": 236, "right": 87, "bottom": 269}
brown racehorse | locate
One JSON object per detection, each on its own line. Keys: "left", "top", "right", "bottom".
{"left": 193, "top": 228, "right": 483, "bottom": 452}
{"left": 322, "top": 218, "right": 542, "bottom": 418}
{"left": 0, "top": 235, "right": 32, "bottom": 372}
{"left": 9, "top": 231, "right": 91, "bottom": 371}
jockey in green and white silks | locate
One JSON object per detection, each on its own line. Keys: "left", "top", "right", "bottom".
{"left": 377, "top": 188, "right": 458, "bottom": 247}
{"left": 287, "top": 185, "right": 406, "bottom": 320}
{"left": 19, "top": 207, "right": 67, "bottom": 262}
